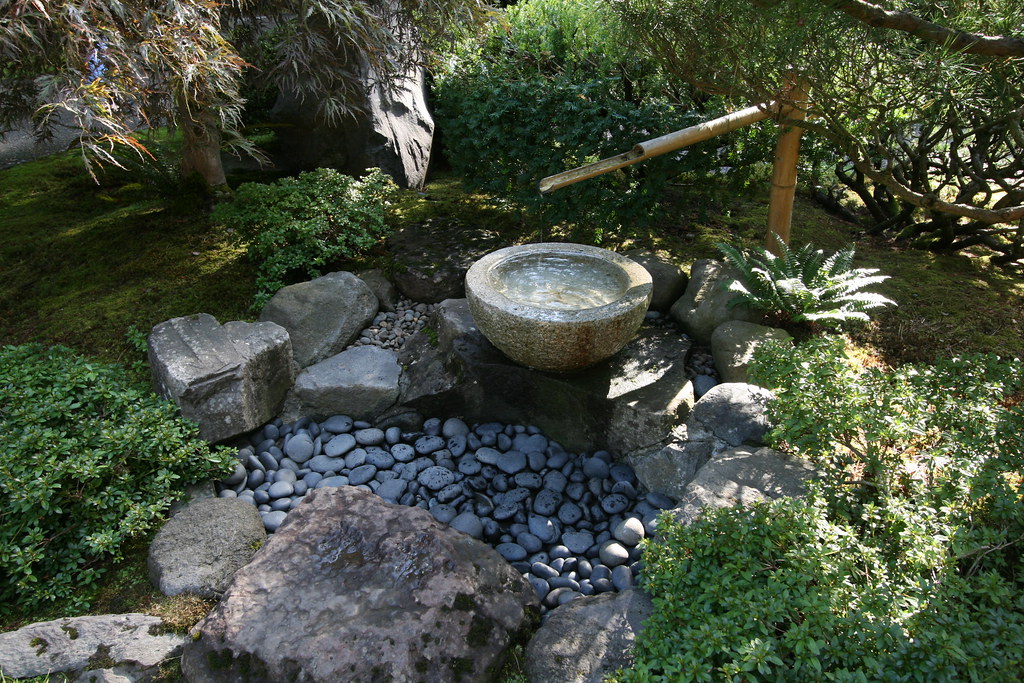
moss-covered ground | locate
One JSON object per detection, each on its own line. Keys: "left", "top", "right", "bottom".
{"left": 1, "top": 149, "right": 1021, "bottom": 678}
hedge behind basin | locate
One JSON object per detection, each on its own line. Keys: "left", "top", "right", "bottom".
{"left": 0, "top": 344, "right": 235, "bottom": 615}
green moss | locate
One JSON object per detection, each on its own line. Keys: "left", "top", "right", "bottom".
{"left": 453, "top": 593, "right": 475, "bottom": 611}
{"left": 88, "top": 643, "right": 117, "bottom": 669}
{"left": 448, "top": 656, "right": 474, "bottom": 679}
{"left": 466, "top": 614, "right": 493, "bottom": 648}
{"left": 29, "top": 636, "right": 48, "bottom": 654}
{"left": 61, "top": 625, "right": 80, "bottom": 640}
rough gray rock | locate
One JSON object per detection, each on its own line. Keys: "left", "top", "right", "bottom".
{"left": 148, "top": 314, "right": 294, "bottom": 443}
{"left": 525, "top": 589, "right": 653, "bottom": 683}
{"left": 148, "top": 497, "right": 266, "bottom": 598}
{"left": 627, "top": 438, "right": 716, "bottom": 503}
{"left": 258, "top": 271, "right": 378, "bottom": 368}
{"left": 687, "top": 382, "right": 774, "bottom": 448}
{"left": 669, "top": 259, "right": 761, "bottom": 345}
{"left": 0, "top": 614, "right": 184, "bottom": 680}
{"left": 281, "top": 345, "right": 401, "bottom": 422}
{"left": 399, "top": 299, "right": 693, "bottom": 454}
{"left": 181, "top": 487, "right": 538, "bottom": 682}
{"left": 269, "top": 64, "right": 434, "bottom": 189}
{"left": 624, "top": 249, "right": 688, "bottom": 312}
{"left": 669, "top": 446, "right": 818, "bottom": 526}
{"left": 711, "top": 320, "right": 792, "bottom": 384}
{"left": 357, "top": 269, "right": 399, "bottom": 313}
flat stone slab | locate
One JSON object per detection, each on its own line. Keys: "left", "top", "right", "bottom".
{"left": 281, "top": 345, "right": 401, "bottom": 422}
{"left": 399, "top": 299, "right": 693, "bottom": 454}
{"left": 0, "top": 614, "right": 184, "bottom": 680}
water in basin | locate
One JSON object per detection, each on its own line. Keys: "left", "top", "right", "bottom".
{"left": 494, "top": 255, "right": 627, "bottom": 310}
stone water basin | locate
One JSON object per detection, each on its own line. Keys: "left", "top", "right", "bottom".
{"left": 465, "top": 243, "right": 653, "bottom": 372}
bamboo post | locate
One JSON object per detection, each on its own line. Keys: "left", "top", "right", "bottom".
{"left": 539, "top": 103, "right": 776, "bottom": 194}
{"left": 765, "top": 81, "right": 808, "bottom": 255}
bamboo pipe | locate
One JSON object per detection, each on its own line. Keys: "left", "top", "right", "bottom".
{"left": 538, "top": 102, "right": 777, "bottom": 194}
{"left": 765, "top": 83, "right": 809, "bottom": 254}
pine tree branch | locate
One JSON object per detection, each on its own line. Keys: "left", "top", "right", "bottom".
{"left": 828, "top": 0, "right": 1024, "bottom": 57}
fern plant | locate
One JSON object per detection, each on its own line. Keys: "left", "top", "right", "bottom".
{"left": 716, "top": 235, "right": 895, "bottom": 330}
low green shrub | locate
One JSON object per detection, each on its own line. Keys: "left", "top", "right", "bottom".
{"left": 616, "top": 339, "right": 1024, "bottom": 681}
{"left": 212, "top": 167, "right": 397, "bottom": 310}
{"left": 0, "top": 344, "right": 235, "bottom": 615}
{"left": 717, "top": 235, "right": 895, "bottom": 332}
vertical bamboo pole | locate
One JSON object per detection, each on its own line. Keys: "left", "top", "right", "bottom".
{"left": 765, "top": 81, "right": 808, "bottom": 255}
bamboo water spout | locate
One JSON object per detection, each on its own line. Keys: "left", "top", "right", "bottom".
{"left": 538, "top": 102, "right": 777, "bottom": 195}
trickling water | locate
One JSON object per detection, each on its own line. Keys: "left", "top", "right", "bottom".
{"left": 494, "top": 255, "right": 626, "bottom": 310}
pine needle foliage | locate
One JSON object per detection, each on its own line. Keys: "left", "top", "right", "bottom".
{"left": 717, "top": 234, "right": 895, "bottom": 329}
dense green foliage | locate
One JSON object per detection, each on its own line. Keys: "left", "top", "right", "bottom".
{"left": 717, "top": 236, "right": 894, "bottom": 330}
{"left": 0, "top": 344, "right": 235, "bottom": 615}
{"left": 213, "top": 168, "right": 397, "bottom": 309}
{"left": 620, "top": 338, "right": 1024, "bottom": 680}
{"left": 618, "top": 0, "right": 1024, "bottom": 264}
{"left": 432, "top": 0, "right": 779, "bottom": 241}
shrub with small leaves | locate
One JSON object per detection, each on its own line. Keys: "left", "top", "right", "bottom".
{"left": 0, "top": 344, "right": 235, "bottom": 616}
{"left": 213, "top": 167, "right": 397, "bottom": 309}
{"left": 614, "top": 340, "right": 1024, "bottom": 681}
{"left": 717, "top": 235, "right": 895, "bottom": 331}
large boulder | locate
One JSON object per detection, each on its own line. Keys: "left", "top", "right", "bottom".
{"left": 148, "top": 497, "right": 266, "bottom": 598}
{"left": 357, "top": 268, "right": 399, "bottom": 313}
{"left": 0, "top": 614, "right": 184, "bottom": 681}
{"left": 399, "top": 299, "right": 694, "bottom": 455}
{"left": 525, "top": 589, "right": 653, "bottom": 683}
{"left": 669, "top": 259, "right": 761, "bottom": 345}
{"left": 710, "top": 320, "right": 792, "bottom": 384}
{"left": 668, "top": 446, "right": 818, "bottom": 526}
{"left": 148, "top": 314, "right": 294, "bottom": 443}
{"left": 269, "top": 64, "right": 434, "bottom": 189}
{"left": 180, "top": 487, "right": 539, "bottom": 682}
{"left": 623, "top": 249, "right": 688, "bottom": 312}
{"left": 626, "top": 438, "right": 716, "bottom": 503}
{"left": 258, "top": 271, "right": 378, "bottom": 369}
{"left": 280, "top": 345, "right": 401, "bottom": 422}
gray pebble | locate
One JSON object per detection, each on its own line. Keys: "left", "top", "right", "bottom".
{"left": 365, "top": 447, "right": 395, "bottom": 469}
{"left": 450, "top": 512, "right": 483, "bottom": 539}
{"left": 562, "top": 530, "right": 594, "bottom": 555}
{"left": 223, "top": 462, "right": 246, "bottom": 487}
{"left": 582, "top": 457, "right": 609, "bottom": 479}
{"left": 496, "top": 450, "right": 527, "bottom": 475}
{"left": 599, "top": 540, "right": 630, "bottom": 567}
{"left": 354, "top": 428, "right": 385, "bottom": 446}
{"left": 601, "top": 493, "right": 630, "bottom": 515}
{"left": 285, "top": 433, "right": 315, "bottom": 463}
{"left": 533, "top": 488, "right": 563, "bottom": 516}
{"left": 528, "top": 515, "right": 559, "bottom": 544}
{"left": 418, "top": 465, "right": 456, "bottom": 491}
{"left": 345, "top": 449, "right": 367, "bottom": 469}
{"left": 528, "top": 575, "right": 549, "bottom": 600}
{"left": 415, "top": 435, "right": 446, "bottom": 455}
{"left": 496, "top": 543, "right": 527, "bottom": 562}
{"left": 431, "top": 504, "right": 458, "bottom": 524}
{"left": 322, "top": 415, "right": 353, "bottom": 433}
{"left": 276, "top": 469, "right": 297, "bottom": 484}
{"left": 611, "top": 565, "right": 634, "bottom": 590}
{"left": 307, "top": 455, "right": 343, "bottom": 474}
{"left": 263, "top": 510, "right": 288, "bottom": 532}
{"left": 324, "top": 433, "right": 356, "bottom": 457}
{"left": 268, "top": 481, "right": 294, "bottom": 499}
{"left": 614, "top": 517, "right": 646, "bottom": 546}
{"left": 475, "top": 447, "right": 500, "bottom": 465}
{"left": 442, "top": 418, "right": 470, "bottom": 437}
{"left": 391, "top": 443, "right": 415, "bottom": 462}
{"left": 258, "top": 451, "right": 278, "bottom": 471}
{"left": 377, "top": 478, "right": 407, "bottom": 503}
{"left": 349, "top": 464, "right": 377, "bottom": 486}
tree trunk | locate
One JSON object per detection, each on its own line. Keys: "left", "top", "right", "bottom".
{"left": 179, "top": 103, "right": 229, "bottom": 193}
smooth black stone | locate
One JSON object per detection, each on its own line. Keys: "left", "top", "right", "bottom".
{"left": 527, "top": 451, "right": 546, "bottom": 472}
{"left": 528, "top": 515, "right": 559, "bottom": 544}
{"left": 431, "top": 504, "right": 458, "bottom": 524}
{"left": 348, "top": 464, "right": 377, "bottom": 486}
{"left": 546, "top": 451, "right": 570, "bottom": 469}
{"left": 516, "top": 532, "right": 543, "bottom": 554}
{"left": 399, "top": 492, "right": 415, "bottom": 506}
{"left": 447, "top": 434, "right": 468, "bottom": 458}
{"left": 496, "top": 542, "right": 527, "bottom": 562}
{"left": 316, "top": 475, "right": 349, "bottom": 488}
{"left": 423, "top": 417, "right": 442, "bottom": 436}
{"left": 303, "top": 472, "right": 323, "bottom": 488}
{"left": 352, "top": 420, "right": 372, "bottom": 429}
{"left": 510, "top": 561, "right": 532, "bottom": 574}
{"left": 436, "top": 482, "right": 465, "bottom": 503}
{"left": 549, "top": 557, "right": 565, "bottom": 573}
{"left": 344, "top": 449, "right": 367, "bottom": 469}
{"left": 375, "top": 469, "right": 397, "bottom": 483}
{"left": 467, "top": 433, "right": 482, "bottom": 450}
{"left": 258, "top": 452, "right": 279, "bottom": 471}
{"left": 612, "top": 565, "right": 634, "bottom": 590}
{"left": 582, "top": 457, "right": 609, "bottom": 479}
{"left": 279, "top": 458, "right": 300, "bottom": 473}
{"left": 365, "top": 447, "right": 395, "bottom": 469}
{"left": 533, "top": 488, "right": 563, "bottom": 516}
{"left": 492, "top": 474, "right": 509, "bottom": 493}
{"left": 496, "top": 487, "right": 531, "bottom": 506}
{"left": 376, "top": 478, "right": 407, "bottom": 503}
{"left": 548, "top": 576, "right": 580, "bottom": 591}
{"left": 528, "top": 552, "right": 550, "bottom": 565}
{"left": 254, "top": 489, "right": 270, "bottom": 505}
{"left": 458, "top": 458, "right": 482, "bottom": 475}
{"left": 592, "top": 578, "right": 614, "bottom": 593}
{"left": 476, "top": 422, "right": 504, "bottom": 435}
{"left": 531, "top": 562, "right": 559, "bottom": 581}
{"left": 450, "top": 512, "right": 484, "bottom": 539}
{"left": 385, "top": 426, "right": 402, "bottom": 445}
{"left": 610, "top": 462, "right": 637, "bottom": 484}
{"left": 601, "top": 493, "right": 630, "bottom": 515}
{"left": 543, "top": 587, "right": 573, "bottom": 609}
{"left": 415, "top": 435, "right": 446, "bottom": 455}
{"left": 465, "top": 475, "right": 488, "bottom": 491}
{"left": 324, "top": 433, "right": 356, "bottom": 457}
{"left": 493, "top": 502, "right": 520, "bottom": 521}
{"left": 528, "top": 575, "right": 549, "bottom": 600}
{"left": 269, "top": 497, "right": 292, "bottom": 512}
{"left": 475, "top": 447, "right": 500, "bottom": 465}
{"left": 562, "top": 531, "right": 594, "bottom": 555}
{"left": 514, "top": 472, "right": 542, "bottom": 490}
{"left": 307, "top": 455, "right": 344, "bottom": 474}
{"left": 543, "top": 471, "right": 568, "bottom": 493}
{"left": 419, "top": 465, "right": 456, "bottom": 491}
{"left": 322, "top": 415, "right": 353, "bottom": 433}
{"left": 354, "top": 428, "right": 385, "bottom": 446}
{"left": 442, "top": 418, "right": 470, "bottom": 438}
{"left": 566, "top": 482, "right": 586, "bottom": 501}
{"left": 246, "top": 454, "right": 265, "bottom": 473}
{"left": 255, "top": 438, "right": 276, "bottom": 453}
{"left": 611, "top": 480, "right": 638, "bottom": 499}
{"left": 557, "top": 502, "right": 583, "bottom": 526}
{"left": 495, "top": 450, "right": 527, "bottom": 475}
{"left": 496, "top": 433, "right": 512, "bottom": 451}
{"left": 480, "top": 432, "right": 497, "bottom": 447}
{"left": 247, "top": 469, "right": 265, "bottom": 488}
